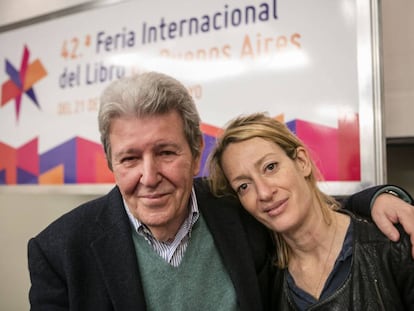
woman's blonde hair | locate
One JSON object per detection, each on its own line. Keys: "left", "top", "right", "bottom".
{"left": 207, "top": 112, "right": 339, "bottom": 267}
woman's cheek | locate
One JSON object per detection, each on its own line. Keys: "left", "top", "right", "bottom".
{"left": 240, "top": 196, "right": 256, "bottom": 214}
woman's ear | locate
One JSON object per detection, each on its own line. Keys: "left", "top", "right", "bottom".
{"left": 295, "top": 147, "right": 312, "bottom": 177}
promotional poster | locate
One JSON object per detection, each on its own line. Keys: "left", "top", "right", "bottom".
{"left": 0, "top": 0, "right": 382, "bottom": 195}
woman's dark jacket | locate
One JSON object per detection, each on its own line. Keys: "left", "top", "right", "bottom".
{"left": 270, "top": 216, "right": 414, "bottom": 310}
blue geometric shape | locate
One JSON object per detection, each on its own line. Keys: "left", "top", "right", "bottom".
{"left": 286, "top": 119, "right": 297, "bottom": 134}
{"left": 198, "top": 133, "right": 217, "bottom": 177}
{"left": 5, "top": 59, "right": 22, "bottom": 89}
{"left": 0, "top": 169, "right": 6, "bottom": 184}
{"left": 25, "top": 88, "right": 40, "bottom": 107}
{"left": 17, "top": 168, "right": 38, "bottom": 184}
{"left": 40, "top": 137, "right": 77, "bottom": 183}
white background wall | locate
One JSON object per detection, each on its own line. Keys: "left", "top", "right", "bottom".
{"left": 381, "top": 1, "right": 414, "bottom": 198}
{"left": 382, "top": 1, "right": 414, "bottom": 138}
{"left": 0, "top": 1, "right": 413, "bottom": 310}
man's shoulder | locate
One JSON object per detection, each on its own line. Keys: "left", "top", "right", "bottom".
{"left": 33, "top": 186, "right": 121, "bottom": 240}
{"left": 193, "top": 177, "right": 209, "bottom": 191}
{"left": 353, "top": 216, "right": 411, "bottom": 248}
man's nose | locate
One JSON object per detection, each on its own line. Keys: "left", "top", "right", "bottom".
{"left": 140, "top": 156, "right": 161, "bottom": 187}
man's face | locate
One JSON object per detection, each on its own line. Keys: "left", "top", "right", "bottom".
{"left": 109, "top": 110, "right": 201, "bottom": 241}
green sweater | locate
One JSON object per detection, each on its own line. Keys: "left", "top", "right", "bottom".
{"left": 132, "top": 215, "right": 239, "bottom": 311}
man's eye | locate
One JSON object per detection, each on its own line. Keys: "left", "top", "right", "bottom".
{"left": 121, "top": 157, "right": 138, "bottom": 165}
{"left": 160, "top": 150, "right": 176, "bottom": 156}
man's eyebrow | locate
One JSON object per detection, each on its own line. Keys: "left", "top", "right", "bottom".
{"left": 153, "top": 142, "right": 181, "bottom": 149}
{"left": 113, "top": 148, "right": 141, "bottom": 159}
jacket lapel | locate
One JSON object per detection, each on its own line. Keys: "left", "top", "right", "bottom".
{"left": 90, "top": 187, "right": 147, "bottom": 310}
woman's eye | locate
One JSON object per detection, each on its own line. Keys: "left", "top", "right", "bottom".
{"left": 237, "top": 183, "right": 248, "bottom": 194}
{"left": 266, "top": 162, "right": 277, "bottom": 171}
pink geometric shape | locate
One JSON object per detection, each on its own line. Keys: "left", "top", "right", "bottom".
{"left": 338, "top": 113, "right": 360, "bottom": 180}
{"left": 76, "top": 137, "right": 107, "bottom": 183}
{"left": 0, "top": 142, "right": 17, "bottom": 184}
{"left": 17, "top": 138, "right": 39, "bottom": 175}
{"left": 294, "top": 119, "right": 339, "bottom": 181}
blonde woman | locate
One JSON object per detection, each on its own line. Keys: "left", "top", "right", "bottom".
{"left": 208, "top": 112, "right": 414, "bottom": 310}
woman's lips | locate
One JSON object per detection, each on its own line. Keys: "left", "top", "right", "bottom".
{"left": 264, "top": 198, "right": 288, "bottom": 216}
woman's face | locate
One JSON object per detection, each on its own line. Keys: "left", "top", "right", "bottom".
{"left": 221, "top": 137, "right": 313, "bottom": 233}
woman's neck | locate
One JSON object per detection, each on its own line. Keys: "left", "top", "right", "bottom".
{"left": 285, "top": 209, "right": 350, "bottom": 299}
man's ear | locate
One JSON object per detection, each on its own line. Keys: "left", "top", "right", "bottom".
{"left": 193, "top": 137, "right": 205, "bottom": 176}
{"left": 295, "top": 147, "right": 312, "bottom": 177}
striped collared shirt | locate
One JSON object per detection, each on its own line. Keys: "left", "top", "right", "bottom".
{"left": 124, "top": 187, "right": 200, "bottom": 267}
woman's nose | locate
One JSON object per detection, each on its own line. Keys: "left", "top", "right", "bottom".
{"left": 256, "top": 178, "right": 275, "bottom": 201}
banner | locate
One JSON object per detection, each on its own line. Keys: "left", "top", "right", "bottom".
{"left": 0, "top": 0, "right": 382, "bottom": 195}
